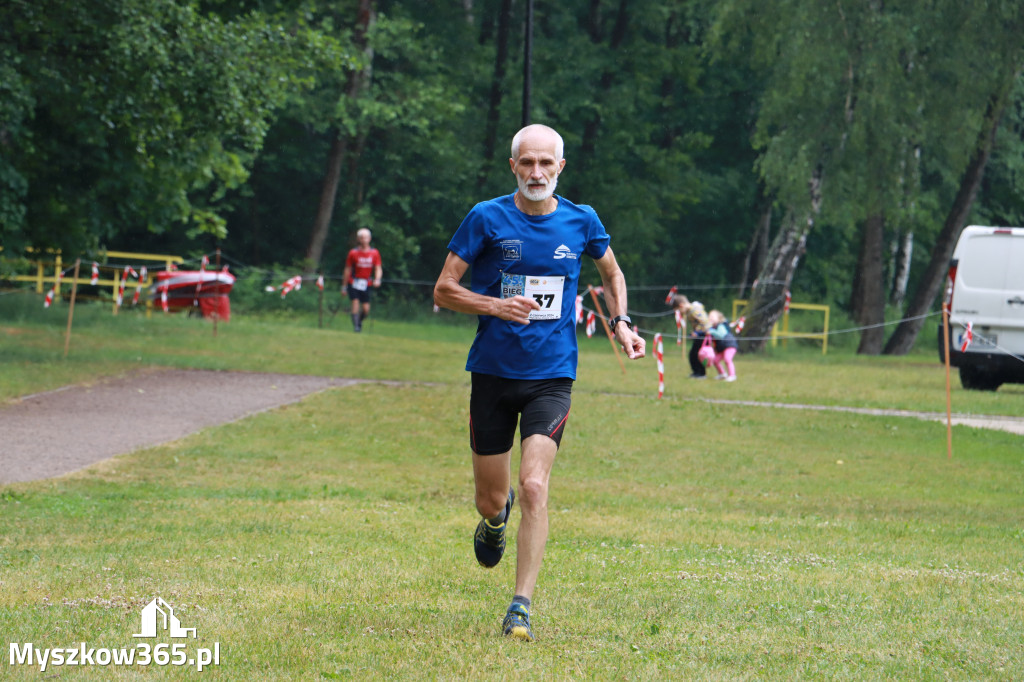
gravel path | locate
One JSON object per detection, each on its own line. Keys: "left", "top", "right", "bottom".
{"left": 0, "top": 369, "right": 357, "bottom": 484}
{"left": 1, "top": 369, "right": 1020, "bottom": 485}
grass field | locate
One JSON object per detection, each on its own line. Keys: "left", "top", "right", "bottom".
{"left": 1, "top": 300, "right": 1023, "bottom": 680}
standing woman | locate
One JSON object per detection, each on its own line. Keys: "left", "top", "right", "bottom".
{"left": 672, "top": 294, "right": 710, "bottom": 378}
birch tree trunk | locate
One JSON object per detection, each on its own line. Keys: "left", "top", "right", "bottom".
{"left": 888, "top": 231, "right": 913, "bottom": 307}
{"left": 739, "top": 168, "right": 822, "bottom": 352}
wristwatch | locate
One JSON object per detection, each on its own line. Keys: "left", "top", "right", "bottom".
{"left": 609, "top": 315, "right": 632, "bottom": 331}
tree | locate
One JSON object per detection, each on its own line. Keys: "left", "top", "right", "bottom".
{"left": 712, "top": 0, "right": 1024, "bottom": 352}
{"left": 0, "top": 0, "right": 307, "bottom": 256}
{"left": 883, "top": 72, "right": 1020, "bottom": 354}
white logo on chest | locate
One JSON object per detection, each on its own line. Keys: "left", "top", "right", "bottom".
{"left": 553, "top": 244, "right": 577, "bottom": 260}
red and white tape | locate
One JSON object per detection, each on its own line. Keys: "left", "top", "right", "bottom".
{"left": 44, "top": 271, "right": 62, "bottom": 308}
{"left": 585, "top": 312, "right": 596, "bottom": 338}
{"left": 280, "top": 275, "right": 302, "bottom": 298}
{"left": 960, "top": 322, "right": 973, "bottom": 352}
{"left": 130, "top": 267, "right": 146, "bottom": 306}
{"left": 116, "top": 265, "right": 133, "bottom": 307}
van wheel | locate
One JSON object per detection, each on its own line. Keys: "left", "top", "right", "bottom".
{"left": 959, "top": 366, "right": 1002, "bottom": 391}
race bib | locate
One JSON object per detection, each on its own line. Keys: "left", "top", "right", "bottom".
{"left": 352, "top": 278, "right": 369, "bottom": 292}
{"left": 501, "top": 273, "right": 564, "bottom": 320}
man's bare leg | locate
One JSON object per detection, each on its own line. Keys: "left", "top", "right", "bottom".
{"left": 514, "top": 434, "right": 558, "bottom": 599}
{"left": 472, "top": 449, "right": 512, "bottom": 519}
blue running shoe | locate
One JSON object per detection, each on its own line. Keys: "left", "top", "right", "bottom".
{"left": 474, "top": 487, "right": 515, "bottom": 568}
{"left": 502, "top": 603, "right": 535, "bottom": 641}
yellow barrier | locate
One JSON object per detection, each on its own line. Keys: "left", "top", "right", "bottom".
{"left": 1, "top": 248, "right": 184, "bottom": 314}
{"left": 732, "top": 299, "right": 830, "bottom": 354}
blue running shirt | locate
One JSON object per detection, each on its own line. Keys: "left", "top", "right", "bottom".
{"left": 447, "top": 193, "right": 611, "bottom": 380}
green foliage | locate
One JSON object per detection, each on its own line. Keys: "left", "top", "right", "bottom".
{"left": 973, "top": 72, "right": 1024, "bottom": 227}
{"left": 0, "top": 0, "right": 341, "bottom": 255}
{"left": 4, "top": 0, "right": 1024, "bottom": 348}
{"left": 712, "top": 0, "right": 1015, "bottom": 229}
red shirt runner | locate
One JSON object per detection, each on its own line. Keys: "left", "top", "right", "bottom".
{"left": 346, "top": 248, "right": 382, "bottom": 283}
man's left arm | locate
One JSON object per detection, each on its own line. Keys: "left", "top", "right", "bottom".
{"left": 373, "top": 251, "right": 382, "bottom": 288}
{"left": 594, "top": 246, "right": 645, "bottom": 360}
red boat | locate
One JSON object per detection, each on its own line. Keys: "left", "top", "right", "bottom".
{"left": 151, "top": 269, "right": 235, "bottom": 320}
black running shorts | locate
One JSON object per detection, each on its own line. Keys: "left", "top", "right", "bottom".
{"left": 469, "top": 373, "right": 573, "bottom": 456}
{"left": 347, "top": 283, "right": 372, "bottom": 303}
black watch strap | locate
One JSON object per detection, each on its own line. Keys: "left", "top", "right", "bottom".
{"left": 610, "top": 315, "right": 631, "bottom": 330}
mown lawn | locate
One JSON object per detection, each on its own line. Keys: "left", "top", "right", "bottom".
{"left": 1, "top": 305, "right": 1022, "bottom": 680}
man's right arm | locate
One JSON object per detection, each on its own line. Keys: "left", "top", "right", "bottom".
{"left": 433, "top": 251, "right": 539, "bottom": 324}
{"left": 341, "top": 261, "right": 352, "bottom": 296}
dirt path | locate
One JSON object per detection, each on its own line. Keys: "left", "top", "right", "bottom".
{"left": 0, "top": 369, "right": 357, "bottom": 484}
{"left": 1, "top": 369, "right": 1020, "bottom": 485}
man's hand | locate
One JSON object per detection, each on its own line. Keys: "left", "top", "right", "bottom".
{"left": 615, "top": 326, "right": 646, "bottom": 359}
{"left": 495, "top": 295, "right": 541, "bottom": 324}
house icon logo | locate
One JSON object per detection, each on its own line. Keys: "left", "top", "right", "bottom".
{"left": 133, "top": 597, "right": 197, "bottom": 639}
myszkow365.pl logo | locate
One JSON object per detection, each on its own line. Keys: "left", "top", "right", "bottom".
{"left": 8, "top": 597, "right": 221, "bottom": 673}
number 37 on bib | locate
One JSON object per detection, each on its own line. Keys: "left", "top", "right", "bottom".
{"left": 501, "top": 273, "right": 565, "bottom": 321}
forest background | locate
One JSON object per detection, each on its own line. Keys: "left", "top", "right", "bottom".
{"left": 2, "top": 0, "right": 1023, "bottom": 354}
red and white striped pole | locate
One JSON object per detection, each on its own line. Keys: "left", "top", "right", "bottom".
{"left": 654, "top": 333, "right": 664, "bottom": 399}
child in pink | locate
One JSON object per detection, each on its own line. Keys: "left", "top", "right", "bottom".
{"left": 706, "top": 310, "right": 738, "bottom": 381}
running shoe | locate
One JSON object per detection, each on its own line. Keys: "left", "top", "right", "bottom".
{"left": 502, "top": 602, "right": 535, "bottom": 641}
{"left": 474, "top": 486, "right": 515, "bottom": 568}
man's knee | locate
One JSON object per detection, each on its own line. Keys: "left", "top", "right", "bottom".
{"left": 475, "top": 487, "right": 509, "bottom": 518}
{"left": 517, "top": 475, "right": 548, "bottom": 512}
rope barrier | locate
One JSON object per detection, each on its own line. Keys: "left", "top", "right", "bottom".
{"left": 7, "top": 249, "right": 1022, "bottom": 366}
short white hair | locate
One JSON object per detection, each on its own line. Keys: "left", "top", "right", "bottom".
{"left": 511, "top": 124, "right": 564, "bottom": 161}
{"left": 357, "top": 228, "right": 371, "bottom": 239}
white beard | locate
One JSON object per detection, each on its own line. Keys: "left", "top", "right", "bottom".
{"left": 517, "top": 174, "right": 558, "bottom": 202}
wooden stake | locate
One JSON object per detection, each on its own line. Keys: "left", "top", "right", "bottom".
{"left": 64, "top": 259, "right": 81, "bottom": 358}
{"left": 942, "top": 304, "right": 953, "bottom": 460}
{"left": 588, "top": 285, "right": 626, "bottom": 374}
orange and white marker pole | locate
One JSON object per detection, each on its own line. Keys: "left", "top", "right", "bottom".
{"left": 654, "top": 333, "right": 664, "bottom": 399}
{"left": 942, "top": 303, "right": 953, "bottom": 460}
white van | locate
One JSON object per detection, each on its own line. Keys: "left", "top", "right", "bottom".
{"left": 939, "top": 225, "right": 1024, "bottom": 390}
